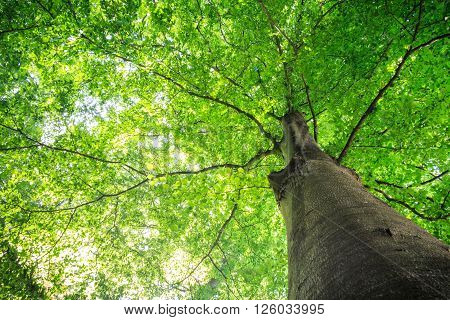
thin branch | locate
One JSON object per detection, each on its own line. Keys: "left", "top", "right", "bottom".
{"left": 365, "top": 38, "right": 394, "bottom": 79}
{"left": 411, "top": 0, "right": 424, "bottom": 42}
{"left": 66, "top": 0, "right": 80, "bottom": 25}
{"left": 377, "top": 170, "right": 448, "bottom": 189}
{"left": 209, "top": 0, "right": 240, "bottom": 49}
{"left": 208, "top": 255, "right": 240, "bottom": 299}
{"left": 337, "top": 1, "right": 426, "bottom": 162}
{"left": 211, "top": 65, "right": 253, "bottom": 100}
{"left": 282, "top": 63, "right": 294, "bottom": 113}
{"left": 337, "top": 31, "right": 449, "bottom": 162}
{"left": 0, "top": 144, "right": 39, "bottom": 152}
{"left": 177, "top": 203, "right": 238, "bottom": 284}
{"left": 257, "top": 0, "right": 298, "bottom": 53}
{"left": 216, "top": 243, "right": 244, "bottom": 298}
{"left": 313, "top": 0, "right": 345, "bottom": 31}
{"left": 257, "top": 0, "right": 295, "bottom": 113}
{"left": 35, "top": 208, "right": 77, "bottom": 261}
{"left": 372, "top": 188, "right": 448, "bottom": 221}
{"left": 301, "top": 74, "right": 318, "bottom": 142}
{"left": 33, "top": 0, "right": 55, "bottom": 19}
{"left": 352, "top": 144, "right": 444, "bottom": 151}
{"left": 375, "top": 180, "right": 404, "bottom": 189}
{"left": 20, "top": 178, "right": 149, "bottom": 213}
{"left": 265, "top": 107, "right": 324, "bottom": 123}
{"left": 306, "top": 108, "right": 327, "bottom": 122}
{"left": 420, "top": 170, "right": 448, "bottom": 185}
{"left": 185, "top": 91, "right": 277, "bottom": 145}
{"left": 0, "top": 25, "right": 41, "bottom": 37}
{"left": 441, "top": 191, "right": 449, "bottom": 210}
{"left": 0, "top": 123, "right": 147, "bottom": 176}
{"left": 410, "top": 33, "right": 450, "bottom": 52}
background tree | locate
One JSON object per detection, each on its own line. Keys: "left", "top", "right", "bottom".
{"left": 0, "top": 0, "right": 448, "bottom": 299}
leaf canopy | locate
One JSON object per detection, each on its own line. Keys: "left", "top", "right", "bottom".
{"left": 0, "top": 0, "right": 448, "bottom": 299}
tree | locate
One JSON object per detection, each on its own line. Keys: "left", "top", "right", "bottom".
{"left": 0, "top": 0, "right": 448, "bottom": 299}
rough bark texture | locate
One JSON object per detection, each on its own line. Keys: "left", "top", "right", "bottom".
{"left": 268, "top": 112, "right": 450, "bottom": 299}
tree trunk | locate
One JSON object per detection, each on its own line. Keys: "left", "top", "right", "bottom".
{"left": 268, "top": 112, "right": 450, "bottom": 299}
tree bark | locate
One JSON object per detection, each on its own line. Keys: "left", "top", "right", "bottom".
{"left": 268, "top": 112, "right": 450, "bottom": 299}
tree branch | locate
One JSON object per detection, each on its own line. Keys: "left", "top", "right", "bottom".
{"left": 257, "top": 0, "right": 298, "bottom": 53}
{"left": 313, "top": 0, "right": 345, "bottom": 32}
{"left": 211, "top": 65, "right": 253, "bottom": 100}
{"left": 376, "top": 170, "right": 448, "bottom": 189}
{"left": 177, "top": 203, "right": 237, "bottom": 284}
{"left": 0, "top": 144, "right": 39, "bottom": 152}
{"left": 79, "top": 33, "right": 277, "bottom": 145}
{"left": 0, "top": 123, "right": 147, "bottom": 176}
{"left": 420, "top": 170, "right": 448, "bottom": 185}
{"left": 301, "top": 74, "right": 318, "bottom": 142}
{"left": 0, "top": 25, "right": 41, "bottom": 37}
{"left": 372, "top": 188, "right": 448, "bottom": 221}
{"left": 337, "top": 30, "right": 449, "bottom": 162}
{"left": 375, "top": 180, "right": 404, "bottom": 189}
{"left": 33, "top": 0, "right": 55, "bottom": 19}
{"left": 410, "top": 33, "right": 450, "bottom": 52}
{"left": 208, "top": 255, "right": 240, "bottom": 299}
{"left": 35, "top": 208, "right": 77, "bottom": 261}
{"left": 184, "top": 91, "right": 278, "bottom": 145}
{"left": 17, "top": 146, "right": 278, "bottom": 213}
{"left": 257, "top": 0, "right": 295, "bottom": 112}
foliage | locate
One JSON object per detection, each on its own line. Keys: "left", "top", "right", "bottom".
{"left": 0, "top": 0, "right": 448, "bottom": 299}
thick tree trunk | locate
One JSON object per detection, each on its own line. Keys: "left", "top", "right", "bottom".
{"left": 268, "top": 112, "right": 450, "bottom": 299}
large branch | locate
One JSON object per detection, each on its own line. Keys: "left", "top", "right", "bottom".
{"left": 80, "top": 34, "right": 277, "bottom": 146}
{"left": 18, "top": 147, "right": 278, "bottom": 213}
{"left": 337, "top": 32, "right": 450, "bottom": 162}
